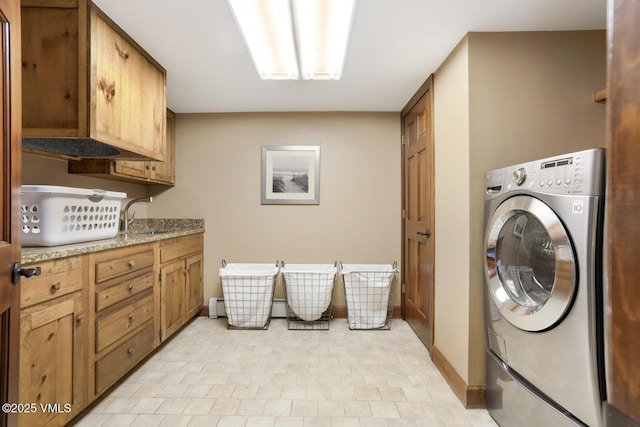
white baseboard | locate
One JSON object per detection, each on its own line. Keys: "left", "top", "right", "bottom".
{"left": 209, "top": 297, "right": 288, "bottom": 318}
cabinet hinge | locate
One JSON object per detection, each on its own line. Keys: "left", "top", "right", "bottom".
{"left": 159, "top": 271, "right": 162, "bottom": 283}
{"left": 402, "top": 209, "right": 406, "bottom": 220}
{"left": 159, "top": 329, "right": 162, "bottom": 341}
{"left": 401, "top": 282, "right": 406, "bottom": 293}
{"left": 401, "top": 134, "right": 406, "bottom": 146}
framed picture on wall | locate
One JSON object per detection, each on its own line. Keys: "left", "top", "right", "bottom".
{"left": 261, "top": 145, "right": 320, "bottom": 205}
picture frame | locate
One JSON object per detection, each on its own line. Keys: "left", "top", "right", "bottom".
{"left": 261, "top": 145, "right": 320, "bottom": 205}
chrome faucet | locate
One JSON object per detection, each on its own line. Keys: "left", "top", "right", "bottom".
{"left": 122, "top": 197, "right": 153, "bottom": 233}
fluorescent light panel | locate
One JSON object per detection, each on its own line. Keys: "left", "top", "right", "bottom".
{"left": 228, "top": 0, "right": 356, "bottom": 80}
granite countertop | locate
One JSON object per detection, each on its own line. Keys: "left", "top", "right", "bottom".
{"left": 21, "top": 219, "right": 205, "bottom": 264}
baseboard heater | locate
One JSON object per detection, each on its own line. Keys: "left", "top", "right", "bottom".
{"left": 208, "top": 297, "right": 288, "bottom": 319}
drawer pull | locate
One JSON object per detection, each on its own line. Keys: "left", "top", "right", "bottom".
{"left": 127, "top": 347, "right": 136, "bottom": 355}
{"left": 128, "top": 260, "right": 135, "bottom": 268}
{"left": 128, "top": 313, "right": 134, "bottom": 321}
{"left": 51, "top": 282, "right": 61, "bottom": 291}
{"left": 76, "top": 315, "right": 85, "bottom": 324}
{"left": 128, "top": 284, "right": 135, "bottom": 292}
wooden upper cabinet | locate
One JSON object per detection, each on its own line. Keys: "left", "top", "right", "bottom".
{"left": 150, "top": 108, "right": 176, "bottom": 184}
{"left": 21, "top": 0, "right": 166, "bottom": 160}
{"left": 114, "top": 108, "right": 176, "bottom": 184}
{"left": 68, "top": 108, "right": 176, "bottom": 185}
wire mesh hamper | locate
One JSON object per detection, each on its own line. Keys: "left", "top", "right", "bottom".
{"left": 341, "top": 262, "right": 398, "bottom": 330}
{"left": 281, "top": 263, "right": 337, "bottom": 330}
{"left": 219, "top": 261, "right": 279, "bottom": 329}
{"left": 21, "top": 185, "right": 126, "bottom": 247}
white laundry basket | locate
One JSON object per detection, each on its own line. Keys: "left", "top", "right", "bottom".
{"left": 341, "top": 262, "right": 398, "bottom": 330}
{"left": 21, "top": 185, "right": 126, "bottom": 247}
{"left": 219, "top": 261, "right": 279, "bottom": 329}
{"left": 281, "top": 263, "right": 337, "bottom": 330}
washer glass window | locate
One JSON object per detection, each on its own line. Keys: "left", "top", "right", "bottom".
{"left": 495, "top": 211, "right": 555, "bottom": 310}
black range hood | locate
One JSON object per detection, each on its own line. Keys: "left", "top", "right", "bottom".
{"left": 22, "top": 137, "right": 159, "bottom": 161}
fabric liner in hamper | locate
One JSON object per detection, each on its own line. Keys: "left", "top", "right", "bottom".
{"left": 219, "top": 261, "right": 279, "bottom": 329}
{"left": 21, "top": 185, "right": 126, "bottom": 247}
{"left": 341, "top": 263, "right": 398, "bottom": 329}
{"left": 282, "top": 263, "right": 337, "bottom": 321}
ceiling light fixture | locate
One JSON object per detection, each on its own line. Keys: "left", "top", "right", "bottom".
{"left": 228, "top": 0, "right": 357, "bottom": 80}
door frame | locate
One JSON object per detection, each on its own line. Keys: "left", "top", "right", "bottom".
{"left": 0, "top": 0, "right": 22, "bottom": 426}
{"left": 604, "top": 0, "right": 640, "bottom": 424}
{"left": 400, "top": 75, "right": 435, "bottom": 350}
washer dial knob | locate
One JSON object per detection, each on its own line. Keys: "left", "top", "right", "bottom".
{"left": 512, "top": 167, "right": 527, "bottom": 185}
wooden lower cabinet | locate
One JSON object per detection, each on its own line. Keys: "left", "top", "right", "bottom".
{"left": 160, "top": 260, "right": 186, "bottom": 339}
{"left": 18, "top": 233, "right": 204, "bottom": 425}
{"left": 19, "top": 257, "right": 89, "bottom": 427}
{"left": 94, "top": 321, "right": 155, "bottom": 395}
{"left": 186, "top": 253, "right": 204, "bottom": 319}
{"left": 160, "top": 252, "right": 202, "bottom": 339}
{"left": 159, "top": 233, "right": 204, "bottom": 342}
{"left": 90, "top": 244, "right": 157, "bottom": 400}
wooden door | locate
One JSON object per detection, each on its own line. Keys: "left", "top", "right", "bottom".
{"left": 604, "top": 0, "right": 640, "bottom": 425}
{"left": 401, "top": 76, "right": 435, "bottom": 350}
{"left": 185, "top": 253, "right": 203, "bottom": 319}
{"left": 0, "top": 0, "right": 21, "bottom": 426}
{"left": 160, "top": 261, "right": 185, "bottom": 340}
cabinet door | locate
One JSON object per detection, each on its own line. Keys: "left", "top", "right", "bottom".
{"left": 92, "top": 7, "right": 165, "bottom": 160}
{"left": 150, "top": 108, "right": 175, "bottom": 184}
{"left": 185, "top": 253, "right": 203, "bottom": 319}
{"left": 160, "top": 261, "right": 185, "bottom": 341}
{"left": 21, "top": 2, "right": 81, "bottom": 136}
{"left": 19, "top": 292, "right": 87, "bottom": 426}
{"left": 114, "top": 160, "right": 150, "bottom": 180}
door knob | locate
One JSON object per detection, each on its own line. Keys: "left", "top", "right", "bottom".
{"left": 416, "top": 230, "right": 432, "bottom": 238}
{"left": 11, "top": 262, "right": 41, "bottom": 285}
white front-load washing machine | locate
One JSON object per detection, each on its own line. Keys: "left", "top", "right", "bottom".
{"left": 483, "top": 148, "right": 606, "bottom": 427}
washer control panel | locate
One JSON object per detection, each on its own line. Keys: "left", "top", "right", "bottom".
{"left": 485, "top": 148, "right": 604, "bottom": 198}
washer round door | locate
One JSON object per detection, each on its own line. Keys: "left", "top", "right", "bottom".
{"left": 484, "top": 195, "right": 576, "bottom": 332}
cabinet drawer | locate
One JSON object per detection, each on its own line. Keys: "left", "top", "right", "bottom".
{"left": 21, "top": 257, "right": 84, "bottom": 308}
{"left": 160, "top": 233, "right": 203, "bottom": 263}
{"left": 96, "top": 294, "right": 154, "bottom": 353}
{"left": 95, "top": 321, "right": 154, "bottom": 395}
{"left": 96, "top": 271, "right": 154, "bottom": 312}
{"left": 95, "top": 248, "right": 154, "bottom": 283}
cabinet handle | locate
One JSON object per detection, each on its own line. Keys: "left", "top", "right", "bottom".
{"left": 51, "top": 281, "right": 61, "bottom": 291}
{"left": 127, "top": 347, "right": 135, "bottom": 355}
{"left": 128, "top": 284, "right": 135, "bottom": 292}
{"left": 128, "top": 313, "right": 134, "bottom": 322}
{"left": 128, "top": 260, "right": 135, "bottom": 268}
{"left": 76, "top": 315, "right": 85, "bottom": 324}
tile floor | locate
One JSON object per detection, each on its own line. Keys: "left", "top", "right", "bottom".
{"left": 75, "top": 317, "right": 498, "bottom": 427}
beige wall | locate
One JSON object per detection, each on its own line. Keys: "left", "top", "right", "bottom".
{"left": 433, "top": 30, "right": 606, "bottom": 386}
{"left": 147, "top": 112, "right": 402, "bottom": 307}
{"left": 433, "top": 37, "right": 472, "bottom": 381}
